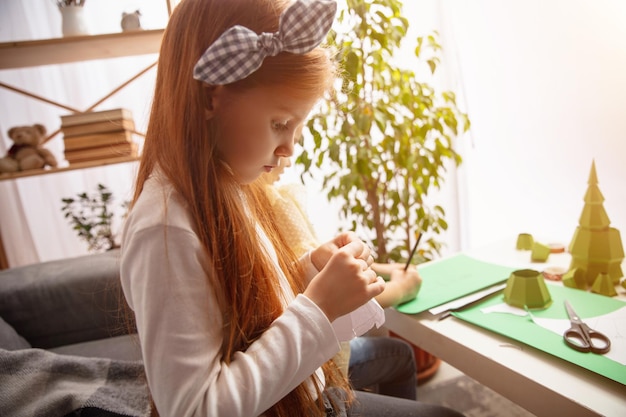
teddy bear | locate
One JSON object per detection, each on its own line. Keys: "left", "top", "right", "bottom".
{"left": 0, "top": 124, "right": 58, "bottom": 173}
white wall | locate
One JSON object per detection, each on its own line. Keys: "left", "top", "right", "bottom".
{"left": 444, "top": 0, "right": 626, "bottom": 250}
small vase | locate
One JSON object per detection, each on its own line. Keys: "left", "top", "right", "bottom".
{"left": 59, "top": 6, "right": 90, "bottom": 37}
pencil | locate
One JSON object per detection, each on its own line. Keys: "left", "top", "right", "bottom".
{"left": 404, "top": 232, "right": 423, "bottom": 271}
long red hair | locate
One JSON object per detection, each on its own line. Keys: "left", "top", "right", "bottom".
{"left": 132, "top": 0, "right": 349, "bottom": 415}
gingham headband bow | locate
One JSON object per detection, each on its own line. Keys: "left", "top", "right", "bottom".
{"left": 193, "top": 0, "right": 337, "bottom": 85}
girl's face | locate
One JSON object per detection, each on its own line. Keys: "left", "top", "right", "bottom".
{"left": 210, "top": 84, "right": 318, "bottom": 184}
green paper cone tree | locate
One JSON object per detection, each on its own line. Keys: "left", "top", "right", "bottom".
{"left": 568, "top": 160, "right": 624, "bottom": 286}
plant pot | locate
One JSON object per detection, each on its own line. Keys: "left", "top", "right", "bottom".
{"left": 389, "top": 331, "right": 441, "bottom": 385}
{"left": 59, "top": 6, "right": 90, "bottom": 37}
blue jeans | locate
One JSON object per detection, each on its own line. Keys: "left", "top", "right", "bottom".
{"left": 348, "top": 336, "right": 417, "bottom": 400}
{"left": 323, "top": 388, "right": 465, "bottom": 417}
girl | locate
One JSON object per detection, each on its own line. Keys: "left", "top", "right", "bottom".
{"left": 120, "top": 0, "right": 464, "bottom": 416}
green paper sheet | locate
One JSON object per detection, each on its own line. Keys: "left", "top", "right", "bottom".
{"left": 453, "top": 285, "right": 626, "bottom": 385}
{"left": 396, "top": 253, "right": 517, "bottom": 314}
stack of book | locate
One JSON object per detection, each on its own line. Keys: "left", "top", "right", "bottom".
{"left": 61, "top": 108, "right": 139, "bottom": 164}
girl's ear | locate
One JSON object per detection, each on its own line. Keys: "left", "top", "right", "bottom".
{"left": 204, "top": 85, "right": 223, "bottom": 120}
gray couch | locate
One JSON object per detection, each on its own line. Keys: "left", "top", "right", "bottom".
{"left": 0, "top": 250, "right": 150, "bottom": 417}
{"left": 0, "top": 249, "right": 140, "bottom": 361}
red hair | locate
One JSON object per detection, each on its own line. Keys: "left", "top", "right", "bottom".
{"left": 132, "top": 0, "right": 347, "bottom": 415}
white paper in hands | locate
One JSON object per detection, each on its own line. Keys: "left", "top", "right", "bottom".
{"left": 332, "top": 298, "right": 385, "bottom": 342}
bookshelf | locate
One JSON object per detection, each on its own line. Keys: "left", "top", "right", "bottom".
{"left": 0, "top": 31, "right": 163, "bottom": 182}
{"left": 0, "top": 31, "right": 156, "bottom": 182}
{"left": 0, "top": 32, "right": 162, "bottom": 182}
{"left": 0, "top": 1, "right": 176, "bottom": 268}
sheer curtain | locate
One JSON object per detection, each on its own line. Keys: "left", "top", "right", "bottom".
{"left": 0, "top": 0, "right": 168, "bottom": 267}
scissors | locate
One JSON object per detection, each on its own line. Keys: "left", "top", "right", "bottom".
{"left": 563, "top": 300, "right": 611, "bottom": 354}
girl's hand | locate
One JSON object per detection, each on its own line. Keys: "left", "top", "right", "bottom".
{"left": 304, "top": 239, "right": 385, "bottom": 322}
{"left": 372, "top": 263, "right": 422, "bottom": 308}
{"left": 310, "top": 231, "right": 373, "bottom": 271}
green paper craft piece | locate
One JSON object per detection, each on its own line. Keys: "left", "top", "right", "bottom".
{"left": 531, "top": 241, "right": 550, "bottom": 262}
{"left": 516, "top": 233, "right": 534, "bottom": 250}
{"left": 568, "top": 160, "right": 624, "bottom": 286}
{"left": 591, "top": 273, "right": 617, "bottom": 297}
{"left": 503, "top": 269, "right": 552, "bottom": 309}
{"left": 562, "top": 268, "right": 587, "bottom": 290}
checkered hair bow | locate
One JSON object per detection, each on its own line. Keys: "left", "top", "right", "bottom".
{"left": 193, "top": 0, "right": 337, "bottom": 85}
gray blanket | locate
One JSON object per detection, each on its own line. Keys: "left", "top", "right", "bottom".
{"left": 0, "top": 348, "right": 150, "bottom": 417}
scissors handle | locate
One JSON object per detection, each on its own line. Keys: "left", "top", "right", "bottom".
{"left": 564, "top": 325, "right": 611, "bottom": 354}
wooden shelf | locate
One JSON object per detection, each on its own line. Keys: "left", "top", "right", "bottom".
{"left": 0, "top": 29, "right": 164, "bottom": 70}
{"left": 0, "top": 155, "right": 139, "bottom": 181}
{"left": 0, "top": 1, "right": 174, "bottom": 268}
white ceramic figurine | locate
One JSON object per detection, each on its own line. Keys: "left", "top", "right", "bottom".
{"left": 121, "top": 10, "right": 142, "bottom": 32}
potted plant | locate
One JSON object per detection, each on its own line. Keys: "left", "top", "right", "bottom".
{"left": 61, "top": 183, "right": 127, "bottom": 252}
{"left": 295, "top": 0, "right": 471, "bottom": 381}
{"left": 297, "top": 0, "right": 470, "bottom": 264}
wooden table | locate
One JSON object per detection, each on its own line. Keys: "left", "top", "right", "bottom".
{"left": 384, "top": 241, "right": 626, "bottom": 417}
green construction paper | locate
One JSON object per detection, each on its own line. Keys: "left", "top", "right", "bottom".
{"left": 453, "top": 284, "right": 626, "bottom": 385}
{"left": 396, "top": 254, "right": 517, "bottom": 314}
